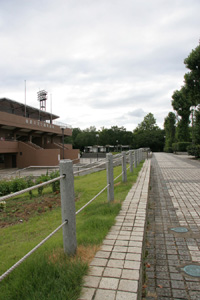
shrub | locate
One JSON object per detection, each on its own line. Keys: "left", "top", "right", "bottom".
{"left": 36, "top": 173, "right": 50, "bottom": 195}
{"left": 172, "top": 142, "right": 191, "bottom": 152}
{"left": 0, "top": 180, "right": 10, "bottom": 196}
{"left": 187, "top": 144, "right": 200, "bottom": 158}
{"left": 9, "top": 178, "right": 28, "bottom": 193}
{"left": 164, "top": 146, "right": 173, "bottom": 153}
{"left": 49, "top": 170, "right": 60, "bottom": 193}
{"left": 26, "top": 176, "right": 34, "bottom": 199}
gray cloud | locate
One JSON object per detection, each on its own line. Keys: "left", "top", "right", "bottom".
{"left": 0, "top": 0, "right": 200, "bottom": 130}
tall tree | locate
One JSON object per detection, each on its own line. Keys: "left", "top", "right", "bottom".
{"left": 135, "top": 113, "right": 158, "bottom": 132}
{"left": 172, "top": 87, "right": 191, "bottom": 142}
{"left": 164, "top": 112, "right": 176, "bottom": 152}
{"left": 184, "top": 44, "right": 200, "bottom": 106}
{"left": 133, "top": 113, "right": 164, "bottom": 151}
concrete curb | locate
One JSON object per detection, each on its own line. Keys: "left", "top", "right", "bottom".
{"left": 78, "top": 158, "right": 151, "bottom": 300}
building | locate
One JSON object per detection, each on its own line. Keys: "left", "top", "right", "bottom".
{"left": 0, "top": 98, "right": 79, "bottom": 169}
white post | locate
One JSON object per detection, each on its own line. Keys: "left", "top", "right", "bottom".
{"left": 122, "top": 151, "right": 127, "bottom": 182}
{"left": 106, "top": 153, "right": 114, "bottom": 202}
{"left": 129, "top": 150, "right": 133, "bottom": 173}
{"left": 59, "top": 160, "right": 77, "bottom": 255}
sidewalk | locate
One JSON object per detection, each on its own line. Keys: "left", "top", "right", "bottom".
{"left": 144, "top": 153, "right": 200, "bottom": 300}
{"left": 79, "top": 159, "right": 151, "bottom": 300}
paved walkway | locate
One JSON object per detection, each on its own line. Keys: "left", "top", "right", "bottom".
{"left": 79, "top": 153, "right": 200, "bottom": 300}
{"left": 144, "top": 153, "right": 200, "bottom": 300}
{"left": 79, "top": 159, "right": 151, "bottom": 300}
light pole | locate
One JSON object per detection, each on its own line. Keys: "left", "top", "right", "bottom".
{"left": 116, "top": 140, "right": 118, "bottom": 152}
{"left": 96, "top": 133, "right": 99, "bottom": 161}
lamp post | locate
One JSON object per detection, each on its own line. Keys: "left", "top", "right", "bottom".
{"left": 116, "top": 140, "right": 118, "bottom": 152}
{"left": 96, "top": 133, "right": 99, "bottom": 161}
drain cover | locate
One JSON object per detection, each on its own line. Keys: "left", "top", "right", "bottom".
{"left": 183, "top": 265, "right": 200, "bottom": 277}
{"left": 171, "top": 227, "right": 188, "bottom": 233}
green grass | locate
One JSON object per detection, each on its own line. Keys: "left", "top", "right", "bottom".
{"left": 0, "top": 162, "right": 144, "bottom": 300}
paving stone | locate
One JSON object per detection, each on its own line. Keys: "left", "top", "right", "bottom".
{"left": 99, "top": 277, "right": 119, "bottom": 290}
{"left": 94, "top": 289, "right": 116, "bottom": 300}
{"left": 121, "top": 269, "right": 139, "bottom": 280}
{"left": 103, "top": 267, "right": 122, "bottom": 278}
{"left": 88, "top": 266, "right": 104, "bottom": 276}
{"left": 116, "top": 291, "right": 137, "bottom": 300}
{"left": 118, "top": 279, "right": 138, "bottom": 293}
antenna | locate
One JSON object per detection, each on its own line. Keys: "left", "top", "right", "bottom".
{"left": 50, "top": 93, "right": 52, "bottom": 124}
{"left": 24, "top": 80, "right": 26, "bottom": 117}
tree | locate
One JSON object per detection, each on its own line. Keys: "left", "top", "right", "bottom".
{"left": 172, "top": 87, "right": 191, "bottom": 142}
{"left": 133, "top": 113, "right": 164, "bottom": 151}
{"left": 164, "top": 112, "right": 176, "bottom": 152}
{"left": 193, "top": 106, "right": 200, "bottom": 144}
{"left": 184, "top": 44, "right": 200, "bottom": 106}
{"left": 135, "top": 113, "right": 158, "bottom": 132}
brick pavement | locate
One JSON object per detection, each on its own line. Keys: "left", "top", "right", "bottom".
{"left": 143, "top": 153, "right": 200, "bottom": 300}
{"left": 79, "top": 159, "right": 151, "bottom": 300}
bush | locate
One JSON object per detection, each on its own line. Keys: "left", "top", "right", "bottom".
{"left": 172, "top": 142, "right": 191, "bottom": 152}
{"left": 187, "top": 144, "right": 200, "bottom": 158}
{"left": 9, "top": 178, "right": 28, "bottom": 193}
{"left": 26, "top": 176, "right": 34, "bottom": 199}
{"left": 49, "top": 170, "right": 60, "bottom": 193}
{"left": 36, "top": 173, "right": 50, "bottom": 195}
{"left": 164, "top": 146, "right": 173, "bottom": 153}
{"left": 0, "top": 180, "right": 10, "bottom": 196}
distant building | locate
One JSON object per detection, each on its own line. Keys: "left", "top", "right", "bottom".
{"left": 0, "top": 98, "right": 79, "bottom": 168}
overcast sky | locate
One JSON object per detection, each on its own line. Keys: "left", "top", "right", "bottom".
{"left": 0, "top": 0, "right": 199, "bottom": 131}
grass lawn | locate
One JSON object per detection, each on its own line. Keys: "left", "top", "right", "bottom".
{"left": 0, "top": 162, "right": 144, "bottom": 300}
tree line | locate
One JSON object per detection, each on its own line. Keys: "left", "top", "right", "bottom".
{"left": 164, "top": 43, "right": 200, "bottom": 156}
{"left": 66, "top": 43, "right": 200, "bottom": 155}
{"left": 65, "top": 113, "right": 165, "bottom": 152}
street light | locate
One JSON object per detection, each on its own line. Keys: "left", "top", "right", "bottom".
{"left": 96, "top": 133, "right": 99, "bottom": 161}
{"left": 116, "top": 140, "right": 118, "bottom": 152}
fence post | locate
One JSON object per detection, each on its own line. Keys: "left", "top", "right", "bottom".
{"left": 129, "top": 150, "right": 133, "bottom": 173}
{"left": 106, "top": 153, "right": 114, "bottom": 202}
{"left": 59, "top": 160, "right": 77, "bottom": 256}
{"left": 134, "top": 150, "right": 137, "bottom": 168}
{"left": 122, "top": 151, "right": 127, "bottom": 182}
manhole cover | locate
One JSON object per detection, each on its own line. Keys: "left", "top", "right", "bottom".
{"left": 171, "top": 227, "right": 188, "bottom": 233}
{"left": 183, "top": 265, "right": 200, "bottom": 277}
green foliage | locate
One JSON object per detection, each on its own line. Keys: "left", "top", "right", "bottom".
{"left": 170, "top": 44, "right": 200, "bottom": 145}
{"left": 36, "top": 173, "right": 50, "bottom": 195}
{"left": 9, "top": 178, "right": 28, "bottom": 192}
{"left": 187, "top": 144, "right": 200, "bottom": 158}
{"left": 0, "top": 180, "right": 10, "bottom": 196}
{"left": 184, "top": 44, "right": 200, "bottom": 106}
{"left": 172, "top": 87, "right": 191, "bottom": 142}
{"left": 50, "top": 170, "right": 60, "bottom": 192}
{"left": 133, "top": 113, "right": 165, "bottom": 151}
{"left": 172, "top": 142, "right": 191, "bottom": 152}
{"left": 26, "top": 176, "right": 34, "bottom": 199}
{"left": 164, "top": 112, "right": 176, "bottom": 152}
{"left": 193, "top": 106, "right": 200, "bottom": 144}
{"left": 0, "top": 162, "right": 144, "bottom": 299}
{"left": 0, "top": 252, "right": 88, "bottom": 300}
{"left": 134, "top": 113, "right": 158, "bottom": 131}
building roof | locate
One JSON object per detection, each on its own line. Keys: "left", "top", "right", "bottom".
{"left": 0, "top": 98, "right": 59, "bottom": 121}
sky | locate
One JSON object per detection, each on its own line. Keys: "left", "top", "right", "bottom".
{"left": 0, "top": 0, "right": 200, "bottom": 131}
